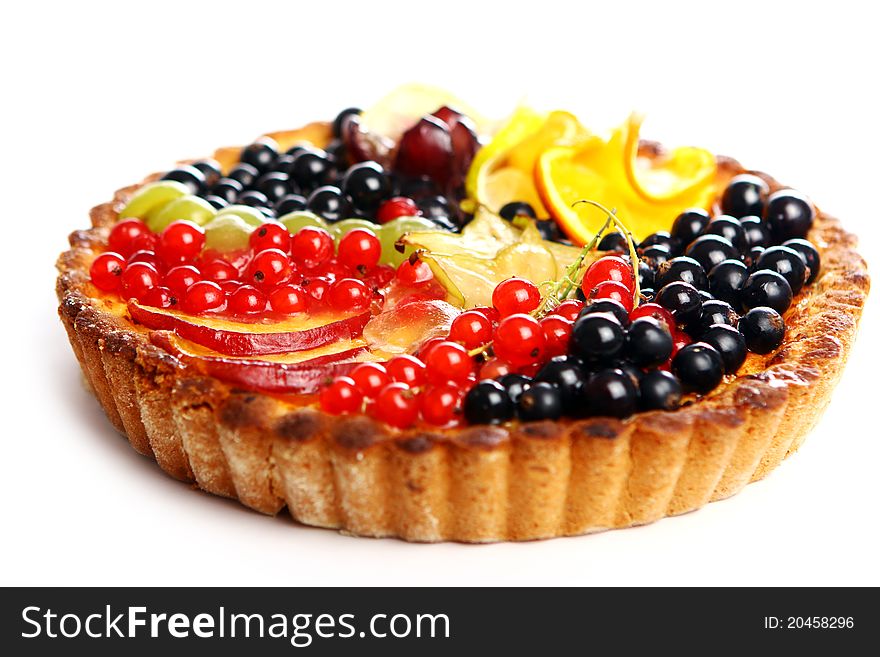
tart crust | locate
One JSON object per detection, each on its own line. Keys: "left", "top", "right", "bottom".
{"left": 56, "top": 130, "right": 870, "bottom": 542}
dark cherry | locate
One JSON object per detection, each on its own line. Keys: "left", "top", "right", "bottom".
{"left": 720, "top": 174, "right": 769, "bottom": 218}
{"left": 463, "top": 380, "right": 514, "bottom": 425}
{"left": 626, "top": 317, "right": 673, "bottom": 367}
{"left": 655, "top": 256, "right": 709, "bottom": 292}
{"left": 741, "top": 269, "right": 793, "bottom": 314}
{"left": 700, "top": 324, "right": 747, "bottom": 374}
{"left": 395, "top": 116, "right": 454, "bottom": 186}
{"left": 306, "top": 185, "right": 351, "bottom": 223}
{"left": 517, "top": 382, "right": 564, "bottom": 421}
{"left": 655, "top": 281, "right": 702, "bottom": 326}
{"left": 160, "top": 165, "right": 206, "bottom": 195}
{"left": 738, "top": 307, "right": 785, "bottom": 354}
{"left": 639, "top": 370, "right": 682, "bottom": 411}
{"left": 782, "top": 238, "right": 821, "bottom": 284}
{"left": 240, "top": 137, "right": 279, "bottom": 172}
{"left": 708, "top": 259, "right": 748, "bottom": 309}
{"left": 740, "top": 216, "right": 771, "bottom": 248}
{"left": 672, "top": 342, "right": 724, "bottom": 394}
{"left": 685, "top": 234, "right": 738, "bottom": 272}
{"left": 584, "top": 369, "right": 638, "bottom": 418}
{"left": 670, "top": 208, "right": 710, "bottom": 245}
{"left": 755, "top": 245, "right": 807, "bottom": 295}
{"left": 764, "top": 189, "right": 814, "bottom": 240}
{"left": 534, "top": 355, "right": 589, "bottom": 415}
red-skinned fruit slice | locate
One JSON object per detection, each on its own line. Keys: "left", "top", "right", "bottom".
{"left": 129, "top": 301, "right": 370, "bottom": 356}
{"left": 150, "top": 331, "right": 366, "bottom": 394}
{"left": 394, "top": 116, "right": 454, "bottom": 187}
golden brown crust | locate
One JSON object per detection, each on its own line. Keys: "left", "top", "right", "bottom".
{"left": 55, "top": 141, "right": 870, "bottom": 542}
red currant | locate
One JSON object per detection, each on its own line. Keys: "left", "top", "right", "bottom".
{"left": 327, "top": 278, "right": 372, "bottom": 313}
{"left": 120, "top": 261, "right": 160, "bottom": 301}
{"left": 395, "top": 258, "right": 433, "bottom": 286}
{"left": 386, "top": 354, "right": 426, "bottom": 387}
{"left": 492, "top": 277, "right": 541, "bottom": 316}
{"left": 302, "top": 277, "right": 330, "bottom": 302}
{"left": 290, "top": 226, "right": 334, "bottom": 268}
{"left": 420, "top": 384, "right": 463, "bottom": 426}
{"left": 130, "top": 231, "right": 158, "bottom": 254}
{"left": 371, "top": 382, "right": 419, "bottom": 429}
{"left": 142, "top": 286, "right": 176, "bottom": 309}
{"left": 425, "top": 341, "right": 474, "bottom": 385}
{"left": 89, "top": 252, "right": 126, "bottom": 292}
{"left": 589, "top": 280, "right": 634, "bottom": 313}
{"left": 247, "top": 248, "right": 292, "bottom": 288}
{"left": 672, "top": 329, "right": 692, "bottom": 357}
{"left": 581, "top": 255, "right": 635, "bottom": 297}
{"left": 157, "top": 220, "right": 205, "bottom": 264}
{"left": 163, "top": 265, "right": 202, "bottom": 297}
{"left": 201, "top": 258, "right": 238, "bottom": 283}
{"left": 337, "top": 228, "right": 382, "bottom": 272}
{"left": 319, "top": 376, "right": 363, "bottom": 415}
{"left": 550, "top": 299, "right": 584, "bottom": 322}
{"left": 377, "top": 196, "right": 420, "bottom": 224}
{"left": 540, "top": 315, "right": 573, "bottom": 358}
{"left": 349, "top": 362, "right": 391, "bottom": 398}
{"left": 228, "top": 285, "right": 268, "bottom": 314}
{"left": 479, "top": 358, "right": 512, "bottom": 379}
{"left": 126, "top": 249, "right": 163, "bottom": 271}
{"left": 630, "top": 302, "right": 676, "bottom": 333}
{"left": 364, "top": 264, "right": 395, "bottom": 289}
{"left": 448, "top": 311, "right": 493, "bottom": 350}
{"left": 250, "top": 222, "right": 292, "bottom": 253}
{"left": 417, "top": 337, "right": 446, "bottom": 361}
{"left": 471, "top": 306, "right": 500, "bottom": 325}
{"left": 108, "top": 218, "right": 149, "bottom": 256}
{"left": 268, "top": 284, "right": 310, "bottom": 314}
{"left": 182, "top": 280, "right": 225, "bottom": 313}
{"left": 493, "top": 313, "right": 546, "bottom": 367}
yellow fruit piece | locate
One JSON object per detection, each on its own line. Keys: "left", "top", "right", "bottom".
{"left": 506, "top": 111, "right": 587, "bottom": 174}
{"left": 536, "top": 113, "right": 716, "bottom": 243}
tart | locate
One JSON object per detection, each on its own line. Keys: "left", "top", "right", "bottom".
{"left": 56, "top": 87, "right": 869, "bottom": 542}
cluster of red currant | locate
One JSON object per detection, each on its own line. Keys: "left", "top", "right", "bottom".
{"left": 87, "top": 217, "right": 428, "bottom": 318}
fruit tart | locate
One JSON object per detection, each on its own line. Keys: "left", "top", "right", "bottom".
{"left": 56, "top": 85, "right": 869, "bottom": 542}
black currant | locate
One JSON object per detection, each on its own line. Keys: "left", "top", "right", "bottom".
{"left": 626, "top": 317, "right": 674, "bottom": 367}
{"left": 463, "top": 380, "right": 514, "bottom": 425}
{"left": 738, "top": 307, "right": 785, "bottom": 354}
{"left": 721, "top": 174, "right": 769, "bottom": 218}
{"left": 638, "top": 261, "right": 655, "bottom": 290}
{"left": 685, "top": 234, "right": 738, "bottom": 272}
{"left": 534, "top": 355, "right": 588, "bottom": 415}
{"left": 782, "top": 238, "right": 821, "bottom": 285}
{"left": 671, "top": 208, "right": 710, "bottom": 245}
{"left": 499, "top": 201, "right": 537, "bottom": 221}
{"left": 571, "top": 313, "right": 626, "bottom": 362}
{"left": 342, "top": 161, "right": 392, "bottom": 213}
{"left": 740, "top": 216, "right": 771, "bottom": 248}
{"left": 255, "top": 171, "right": 292, "bottom": 203}
{"left": 240, "top": 137, "right": 279, "bottom": 172}
{"left": 275, "top": 194, "right": 308, "bottom": 216}
{"left": 741, "top": 269, "right": 793, "bottom": 314}
{"left": 306, "top": 185, "right": 351, "bottom": 223}
{"left": 226, "top": 162, "right": 260, "bottom": 188}
{"left": 655, "top": 281, "right": 702, "bottom": 325}
{"left": 639, "top": 231, "right": 681, "bottom": 255}
{"left": 708, "top": 259, "right": 748, "bottom": 309}
{"left": 700, "top": 324, "right": 747, "bottom": 374}
{"left": 672, "top": 342, "right": 724, "bottom": 394}
{"left": 517, "top": 382, "right": 564, "bottom": 421}
{"left": 238, "top": 189, "right": 270, "bottom": 208}
{"left": 584, "top": 369, "right": 638, "bottom": 418}
{"left": 640, "top": 244, "right": 672, "bottom": 268}
{"left": 160, "top": 165, "right": 206, "bottom": 196}
{"left": 639, "top": 370, "right": 682, "bottom": 411}
{"left": 578, "top": 298, "right": 630, "bottom": 327}
{"left": 655, "top": 256, "right": 709, "bottom": 291}
{"left": 190, "top": 159, "right": 222, "bottom": 186}
{"left": 497, "top": 373, "right": 532, "bottom": 404}
{"left": 535, "top": 220, "right": 567, "bottom": 243}
{"left": 209, "top": 178, "right": 243, "bottom": 204}
{"left": 764, "top": 189, "right": 814, "bottom": 240}
{"left": 703, "top": 216, "right": 746, "bottom": 252}
{"left": 204, "top": 195, "right": 228, "bottom": 210}
{"left": 696, "top": 299, "right": 739, "bottom": 334}
{"left": 755, "top": 245, "right": 807, "bottom": 295}
{"left": 598, "top": 231, "right": 628, "bottom": 252}
{"left": 290, "top": 148, "right": 333, "bottom": 191}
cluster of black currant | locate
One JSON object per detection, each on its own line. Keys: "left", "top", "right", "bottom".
{"left": 463, "top": 174, "right": 821, "bottom": 425}
{"left": 157, "top": 108, "right": 467, "bottom": 231}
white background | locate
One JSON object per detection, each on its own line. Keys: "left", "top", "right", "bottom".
{"left": 2, "top": 0, "right": 878, "bottom": 586}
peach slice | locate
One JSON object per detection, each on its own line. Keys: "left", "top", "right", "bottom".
{"left": 129, "top": 301, "right": 370, "bottom": 357}
{"left": 151, "top": 332, "right": 368, "bottom": 394}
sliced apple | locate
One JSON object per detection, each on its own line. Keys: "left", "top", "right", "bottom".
{"left": 151, "top": 332, "right": 369, "bottom": 394}
{"left": 129, "top": 302, "right": 370, "bottom": 357}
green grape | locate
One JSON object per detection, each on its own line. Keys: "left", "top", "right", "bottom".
{"left": 119, "top": 181, "right": 189, "bottom": 220}
{"left": 328, "top": 218, "right": 380, "bottom": 241}
{"left": 147, "top": 195, "right": 217, "bottom": 232}
{"left": 379, "top": 216, "right": 440, "bottom": 266}
{"left": 216, "top": 204, "right": 269, "bottom": 228}
{"left": 204, "top": 214, "right": 255, "bottom": 252}
{"left": 279, "top": 211, "right": 328, "bottom": 234}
